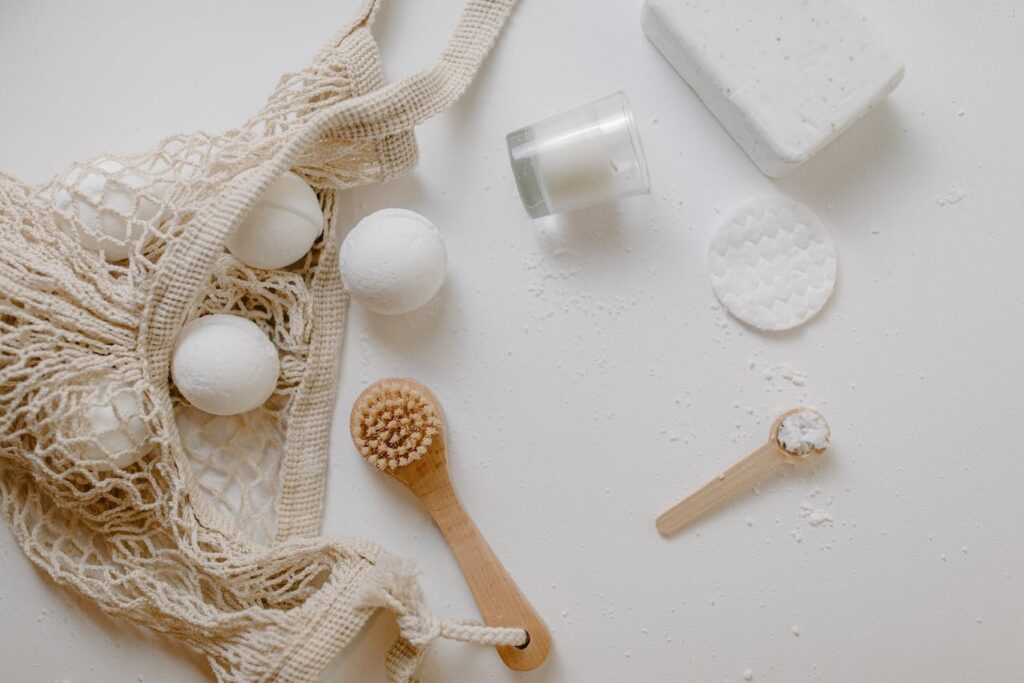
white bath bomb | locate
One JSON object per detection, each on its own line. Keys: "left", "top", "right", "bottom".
{"left": 340, "top": 209, "right": 447, "bottom": 315}
{"left": 73, "top": 382, "right": 151, "bottom": 471}
{"left": 53, "top": 158, "right": 162, "bottom": 261}
{"left": 171, "top": 314, "right": 280, "bottom": 416}
{"left": 226, "top": 171, "right": 323, "bottom": 269}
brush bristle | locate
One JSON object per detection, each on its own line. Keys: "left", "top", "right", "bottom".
{"left": 353, "top": 380, "right": 440, "bottom": 471}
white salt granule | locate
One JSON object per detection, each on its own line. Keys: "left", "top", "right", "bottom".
{"left": 777, "top": 410, "right": 830, "bottom": 455}
{"left": 808, "top": 510, "right": 834, "bottom": 527}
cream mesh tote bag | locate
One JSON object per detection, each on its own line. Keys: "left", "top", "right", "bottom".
{"left": 0, "top": 1, "right": 526, "bottom": 680}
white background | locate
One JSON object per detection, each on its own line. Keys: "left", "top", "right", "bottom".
{"left": 1, "top": 1, "right": 1022, "bottom": 681}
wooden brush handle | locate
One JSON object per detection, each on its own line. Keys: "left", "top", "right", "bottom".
{"left": 656, "top": 442, "right": 784, "bottom": 536}
{"left": 416, "top": 478, "right": 551, "bottom": 671}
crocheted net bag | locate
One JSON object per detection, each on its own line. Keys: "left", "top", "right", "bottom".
{"left": 0, "top": 1, "right": 524, "bottom": 680}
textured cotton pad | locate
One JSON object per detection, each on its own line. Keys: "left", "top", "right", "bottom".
{"left": 708, "top": 197, "right": 837, "bottom": 331}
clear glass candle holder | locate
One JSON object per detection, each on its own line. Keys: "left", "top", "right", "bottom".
{"left": 507, "top": 91, "right": 650, "bottom": 219}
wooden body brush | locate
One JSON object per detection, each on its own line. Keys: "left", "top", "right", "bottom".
{"left": 350, "top": 378, "right": 551, "bottom": 671}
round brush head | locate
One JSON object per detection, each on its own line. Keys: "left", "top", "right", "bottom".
{"left": 350, "top": 378, "right": 442, "bottom": 471}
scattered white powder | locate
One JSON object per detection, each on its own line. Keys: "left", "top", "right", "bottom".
{"left": 808, "top": 510, "right": 834, "bottom": 527}
{"left": 934, "top": 188, "right": 967, "bottom": 206}
{"left": 799, "top": 499, "right": 834, "bottom": 527}
{"left": 777, "top": 410, "right": 830, "bottom": 455}
{"left": 763, "top": 362, "right": 807, "bottom": 388}
{"left": 794, "top": 501, "right": 835, "bottom": 528}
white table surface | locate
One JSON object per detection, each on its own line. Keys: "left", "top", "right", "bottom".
{"left": 2, "top": 1, "right": 1022, "bottom": 681}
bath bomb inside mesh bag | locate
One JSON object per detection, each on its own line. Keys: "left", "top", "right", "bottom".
{"left": 226, "top": 171, "right": 323, "bottom": 270}
{"left": 642, "top": 0, "right": 903, "bottom": 176}
{"left": 52, "top": 158, "right": 164, "bottom": 261}
{"left": 72, "top": 381, "right": 151, "bottom": 471}
{"left": 171, "top": 314, "right": 280, "bottom": 416}
{"left": 708, "top": 197, "right": 837, "bottom": 331}
{"left": 340, "top": 209, "right": 447, "bottom": 315}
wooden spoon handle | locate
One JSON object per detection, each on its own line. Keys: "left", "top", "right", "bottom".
{"left": 420, "top": 484, "right": 551, "bottom": 671}
{"left": 656, "top": 442, "right": 784, "bottom": 536}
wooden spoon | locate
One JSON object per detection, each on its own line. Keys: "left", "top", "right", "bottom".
{"left": 350, "top": 378, "right": 551, "bottom": 671}
{"left": 656, "top": 407, "right": 830, "bottom": 536}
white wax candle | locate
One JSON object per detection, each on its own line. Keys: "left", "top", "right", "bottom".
{"left": 533, "top": 115, "right": 620, "bottom": 213}
{"left": 507, "top": 92, "right": 649, "bottom": 218}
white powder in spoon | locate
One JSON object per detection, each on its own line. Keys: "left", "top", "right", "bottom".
{"left": 777, "top": 410, "right": 830, "bottom": 455}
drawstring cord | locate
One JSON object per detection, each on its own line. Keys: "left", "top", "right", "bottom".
{"left": 359, "top": 556, "right": 528, "bottom": 649}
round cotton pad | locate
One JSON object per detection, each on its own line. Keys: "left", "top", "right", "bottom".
{"left": 708, "top": 197, "right": 837, "bottom": 331}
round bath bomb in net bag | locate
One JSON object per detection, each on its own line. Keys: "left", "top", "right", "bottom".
{"left": 708, "top": 197, "right": 838, "bottom": 331}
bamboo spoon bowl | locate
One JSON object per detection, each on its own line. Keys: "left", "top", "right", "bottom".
{"left": 350, "top": 378, "right": 551, "bottom": 671}
{"left": 769, "top": 407, "right": 829, "bottom": 463}
{"left": 656, "top": 407, "right": 829, "bottom": 536}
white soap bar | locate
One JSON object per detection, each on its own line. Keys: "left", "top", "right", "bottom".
{"left": 642, "top": 0, "right": 903, "bottom": 176}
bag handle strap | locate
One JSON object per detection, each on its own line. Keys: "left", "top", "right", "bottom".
{"left": 310, "top": 0, "right": 518, "bottom": 140}
{"left": 144, "top": 0, "right": 519, "bottom": 379}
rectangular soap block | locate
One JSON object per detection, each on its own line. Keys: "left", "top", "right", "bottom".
{"left": 642, "top": 0, "right": 904, "bottom": 177}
